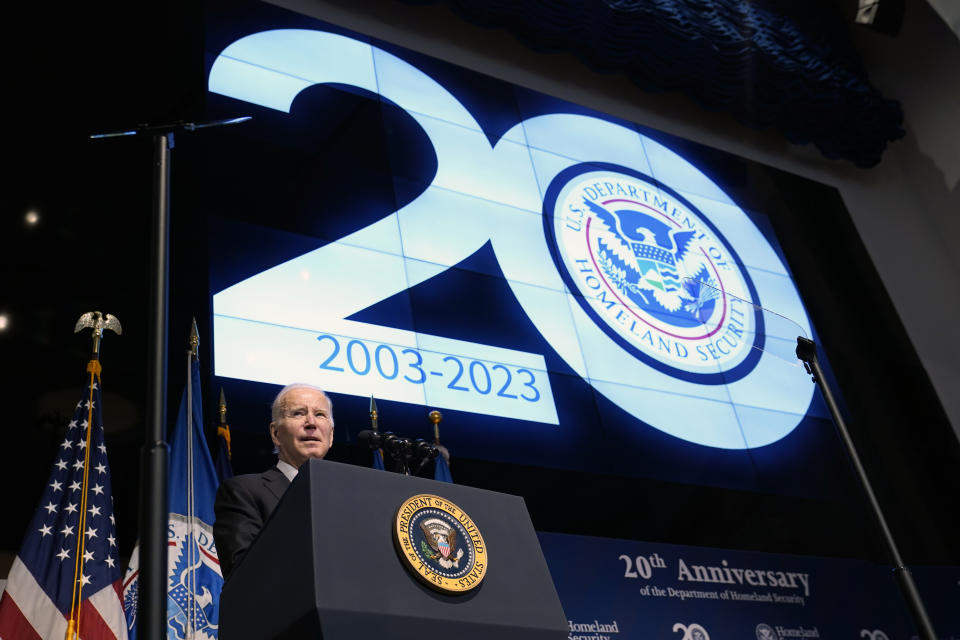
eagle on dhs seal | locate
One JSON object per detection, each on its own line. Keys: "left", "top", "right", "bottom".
{"left": 584, "top": 197, "right": 719, "bottom": 327}
{"left": 547, "top": 166, "right": 761, "bottom": 381}
{"left": 166, "top": 516, "right": 222, "bottom": 639}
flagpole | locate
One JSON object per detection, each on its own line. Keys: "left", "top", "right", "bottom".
{"left": 66, "top": 367, "right": 96, "bottom": 640}
{"left": 67, "top": 312, "right": 122, "bottom": 640}
{"left": 370, "top": 395, "right": 386, "bottom": 469}
{"left": 218, "top": 388, "right": 232, "bottom": 463}
{"left": 186, "top": 321, "right": 199, "bottom": 640}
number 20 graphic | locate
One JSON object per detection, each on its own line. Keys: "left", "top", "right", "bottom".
{"left": 208, "top": 28, "right": 815, "bottom": 449}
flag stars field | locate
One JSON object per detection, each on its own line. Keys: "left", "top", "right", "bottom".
{"left": 0, "top": 368, "right": 126, "bottom": 639}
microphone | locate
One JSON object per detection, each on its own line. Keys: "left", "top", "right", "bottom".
{"left": 412, "top": 438, "right": 439, "bottom": 461}
{"left": 412, "top": 438, "right": 440, "bottom": 473}
{"left": 357, "top": 429, "right": 402, "bottom": 449}
{"left": 357, "top": 429, "right": 383, "bottom": 449}
{"left": 357, "top": 431, "right": 439, "bottom": 473}
{"left": 357, "top": 430, "right": 410, "bottom": 454}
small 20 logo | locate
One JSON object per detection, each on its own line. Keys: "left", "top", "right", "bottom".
{"left": 673, "top": 622, "right": 710, "bottom": 640}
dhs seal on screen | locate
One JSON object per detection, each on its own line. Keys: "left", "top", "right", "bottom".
{"left": 393, "top": 494, "right": 487, "bottom": 593}
{"left": 546, "top": 164, "right": 763, "bottom": 383}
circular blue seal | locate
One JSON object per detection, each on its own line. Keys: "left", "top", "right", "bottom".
{"left": 544, "top": 163, "right": 764, "bottom": 384}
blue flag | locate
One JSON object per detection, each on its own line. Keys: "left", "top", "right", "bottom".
{"left": 434, "top": 447, "right": 452, "bottom": 483}
{"left": 123, "top": 356, "right": 224, "bottom": 639}
{"left": 372, "top": 449, "right": 385, "bottom": 470}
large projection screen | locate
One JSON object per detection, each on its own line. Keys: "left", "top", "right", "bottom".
{"left": 200, "top": 1, "right": 851, "bottom": 498}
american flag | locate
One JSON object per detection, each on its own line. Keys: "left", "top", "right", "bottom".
{"left": 0, "top": 364, "right": 127, "bottom": 640}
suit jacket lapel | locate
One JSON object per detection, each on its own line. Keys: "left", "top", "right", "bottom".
{"left": 261, "top": 466, "right": 290, "bottom": 503}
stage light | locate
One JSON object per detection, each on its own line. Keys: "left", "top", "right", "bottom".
{"left": 853, "top": 0, "right": 904, "bottom": 36}
{"left": 0, "top": 313, "right": 9, "bottom": 331}
{"left": 25, "top": 210, "right": 39, "bottom": 226}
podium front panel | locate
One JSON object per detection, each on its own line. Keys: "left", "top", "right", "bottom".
{"left": 219, "top": 459, "right": 567, "bottom": 639}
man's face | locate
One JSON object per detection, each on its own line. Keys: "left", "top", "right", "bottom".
{"left": 270, "top": 387, "right": 334, "bottom": 468}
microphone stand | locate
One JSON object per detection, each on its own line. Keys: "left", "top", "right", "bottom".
{"left": 91, "top": 116, "right": 250, "bottom": 640}
{"left": 795, "top": 337, "right": 937, "bottom": 640}
{"left": 359, "top": 430, "right": 437, "bottom": 476}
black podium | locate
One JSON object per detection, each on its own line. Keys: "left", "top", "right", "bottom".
{"left": 218, "top": 459, "right": 568, "bottom": 639}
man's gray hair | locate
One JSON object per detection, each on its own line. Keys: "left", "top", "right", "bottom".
{"left": 270, "top": 383, "right": 334, "bottom": 424}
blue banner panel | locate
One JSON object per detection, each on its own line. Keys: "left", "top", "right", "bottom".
{"left": 538, "top": 532, "right": 919, "bottom": 639}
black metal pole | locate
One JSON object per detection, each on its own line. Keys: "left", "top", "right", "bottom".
{"left": 90, "top": 116, "right": 248, "bottom": 640}
{"left": 139, "top": 132, "right": 172, "bottom": 640}
{"left": 795, "top": 337, "right": 937, "bottom": 640}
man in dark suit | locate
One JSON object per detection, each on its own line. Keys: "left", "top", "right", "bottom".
{"left": 213, "top": 383, "right": 335, "bottom": 578}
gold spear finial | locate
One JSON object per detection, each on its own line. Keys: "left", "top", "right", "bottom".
{"left": 369, "top": 395, "right": 379, "bottom": 432}
{"left": 73, "top": 311, "right": 122, "bottom": 362}
{"left": 219, "top": 387, "right": 227, "bottom": 424}
{"left": 218, "top": 387, "right": 232, "bottom": 459}
{"left": 189, "top": 317, "right": 200, "bottom": 360}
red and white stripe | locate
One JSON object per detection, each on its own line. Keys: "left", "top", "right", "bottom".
{"left": 0, "top": 557, "right": 127, "bottom": 640}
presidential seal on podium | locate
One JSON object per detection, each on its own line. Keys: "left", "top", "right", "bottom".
{"left": 393, "top": 494, "right": 487, "bottom": 594}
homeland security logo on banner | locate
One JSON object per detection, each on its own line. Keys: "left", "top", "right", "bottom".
{"left": 166, "top": 514, "right": 221, "bottom": 640}
{"left": 546, "top": 165, "right": 762, "bottom": 383}
{"left": 122, "top": 512, "right": 223, "bottom": 640}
